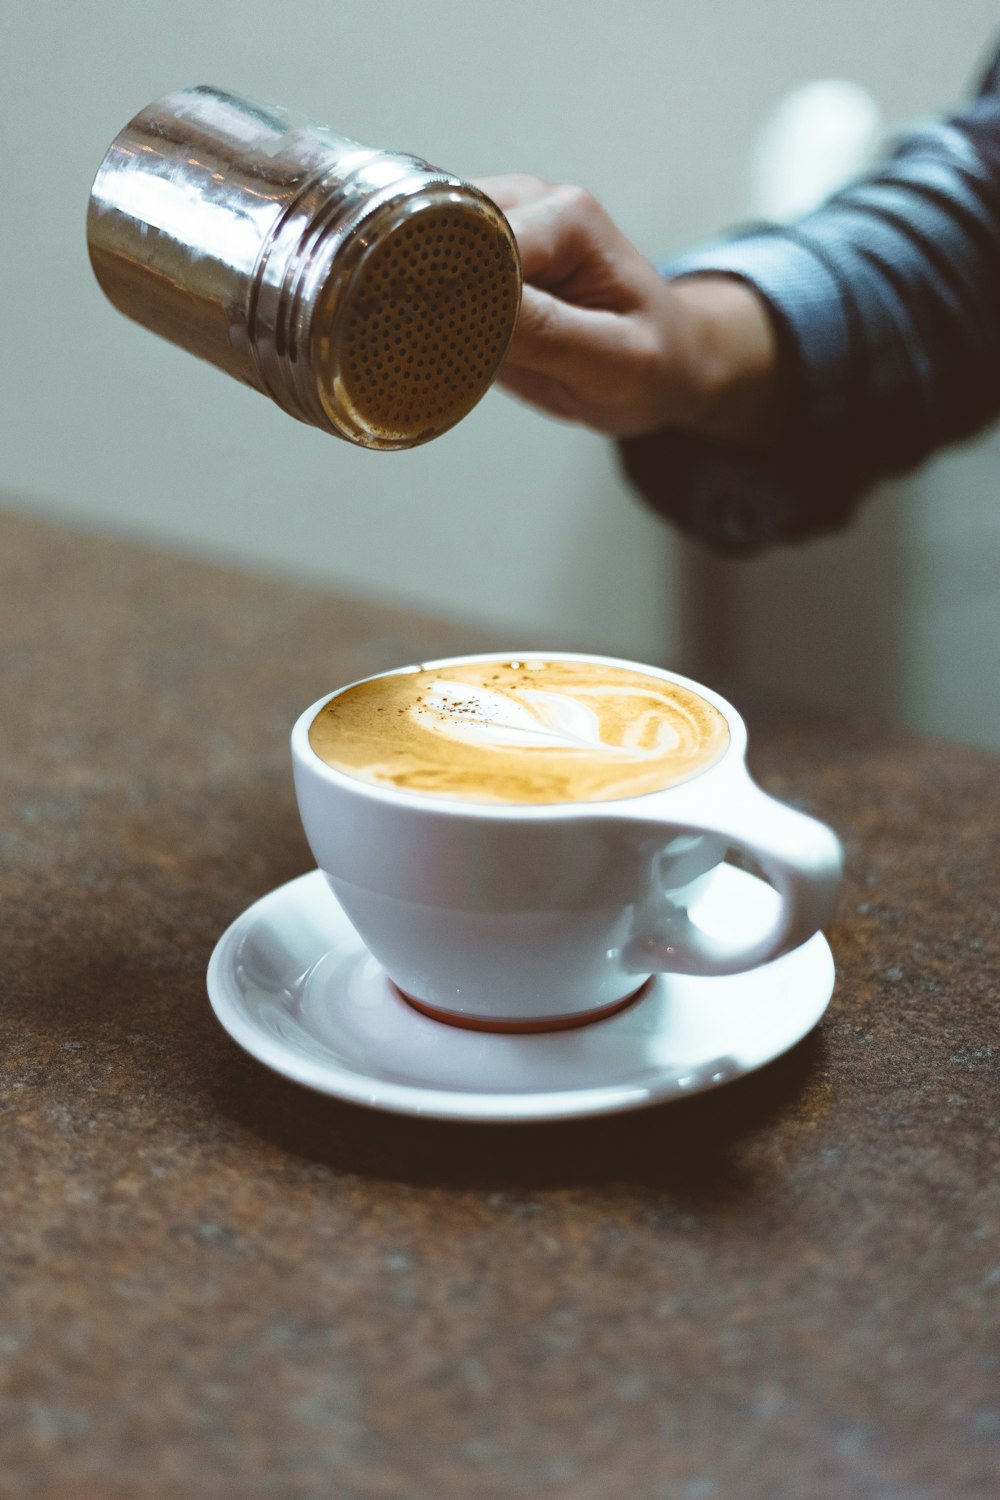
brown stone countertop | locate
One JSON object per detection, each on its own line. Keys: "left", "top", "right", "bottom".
{"left": 0, "top": 506, "right": 997, "bottom": 1500}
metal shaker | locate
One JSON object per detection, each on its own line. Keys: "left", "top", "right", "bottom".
{"left": 87, "top": 86, "right": 522, "bottom": 450}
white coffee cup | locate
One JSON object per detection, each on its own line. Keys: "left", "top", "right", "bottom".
{"left": 291, "top": 653, "right": 842, "bottom": 1031}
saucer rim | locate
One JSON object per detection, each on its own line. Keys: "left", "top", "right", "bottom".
{"left": 206, "top": 869, "right": 835, "bottom": 1124}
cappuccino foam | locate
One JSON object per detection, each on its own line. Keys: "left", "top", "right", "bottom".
{"left": 308, "top": 658, "right": 729, "bottom": 805}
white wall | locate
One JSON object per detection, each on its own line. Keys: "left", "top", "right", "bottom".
{"left": 2, "top": 1, "right": 999, "bottom": 745}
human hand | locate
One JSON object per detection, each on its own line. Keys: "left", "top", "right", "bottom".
{"left": 475, "top": 175, "right": 779, "bottom": 443}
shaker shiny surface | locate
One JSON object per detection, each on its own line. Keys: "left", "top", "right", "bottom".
{"left": 87, "top": 87, "right": 521, "bottom": 447}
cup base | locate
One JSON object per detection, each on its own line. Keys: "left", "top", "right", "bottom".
{"left": 391, "top": 980, "right": 652, "bottom": 1034}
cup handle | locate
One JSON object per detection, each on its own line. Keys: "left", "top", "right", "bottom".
{"left": 622, "top": 778, "right": 843, "bottom": 977}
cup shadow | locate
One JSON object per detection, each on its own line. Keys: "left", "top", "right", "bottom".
{"left": 210, "top": 1026, "right": 824, "bottom": 1197}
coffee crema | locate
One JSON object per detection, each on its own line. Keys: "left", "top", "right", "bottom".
{"left": 308, "top": 658, "right": 730, "bottom": 804}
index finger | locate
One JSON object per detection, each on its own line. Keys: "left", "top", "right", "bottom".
{"left": 470, "top": 174, "right": 553, "bottom": 212}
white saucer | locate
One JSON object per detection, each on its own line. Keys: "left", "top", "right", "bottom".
{"left": 207, "top": 867, "right": 834, "bottom": 1123}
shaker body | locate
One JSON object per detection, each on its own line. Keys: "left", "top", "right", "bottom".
{"left": 87, "top": 87, "right": 521, "bottom": 449}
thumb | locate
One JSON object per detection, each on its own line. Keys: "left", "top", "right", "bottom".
{"left": 505, "top": 283, "right": 625, "bottom": 386}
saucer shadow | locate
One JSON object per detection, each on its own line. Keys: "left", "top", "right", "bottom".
{"left": 211, "top": 1026, "right": 824, "bottom": 1195}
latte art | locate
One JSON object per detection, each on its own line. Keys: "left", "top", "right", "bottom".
{"left": 309, "top": 658, "right": 730, "bottom": 804}
{"left": 414, "top": 680, "right": 687, "bottom": 755}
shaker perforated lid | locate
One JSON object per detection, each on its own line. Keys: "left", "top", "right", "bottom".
{"left": 87, "top": 87, "right": 522, "bottom": 450}
{"left": 310, "top": 190, "right": 522, "bottom": 448}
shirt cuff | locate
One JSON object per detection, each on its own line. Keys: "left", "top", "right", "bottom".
{"left": 615, "top": 230, "right": 874, "bottom": 555}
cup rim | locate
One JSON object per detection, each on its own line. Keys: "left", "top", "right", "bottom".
{"left": 291, "top": 651, "right": 748, "bottom": 819}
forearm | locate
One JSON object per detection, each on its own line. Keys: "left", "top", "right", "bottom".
{"left": 480, "top": 59, "right": 1000, "bottom": 553}
{"left": 659, "top": 98, "right": 1000, "bottom": 481}
{"left": 624, "top": 79, "right": 1000, "bottom": 553}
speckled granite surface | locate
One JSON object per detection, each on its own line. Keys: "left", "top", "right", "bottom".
{"left": 0, "top": 507, "right": 997, "bottom": 1500}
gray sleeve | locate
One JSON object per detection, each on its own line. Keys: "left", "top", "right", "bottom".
{"left": 620, "top": 75, "right": 1000, "bottom": 555}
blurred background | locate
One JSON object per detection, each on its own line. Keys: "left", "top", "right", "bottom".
{"left": 3, "top": 0, "right": 999, "bottom": 748}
